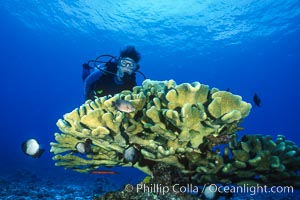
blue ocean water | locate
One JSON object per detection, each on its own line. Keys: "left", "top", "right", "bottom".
{"left": 1, "top": 1, "right": 300, "bottom": 199}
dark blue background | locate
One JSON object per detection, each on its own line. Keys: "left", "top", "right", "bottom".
{"left": 1, "top": 0, "right": 300, "bottom": 192}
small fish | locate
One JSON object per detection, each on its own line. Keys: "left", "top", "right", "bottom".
{"left": 90, "top": 170, "right": 119, "bottom": 175}
{"left": 75, "top": 139, "right": 93, "bottom": 154}
{"left": 21, "top": 138, "right": 45, "bottom": 158}
{"left": 112, "top": 100, "right": 135, "bottom": 113}
{"left": 253, "top": 93, "right": 261, "bottom": 107}
{"left": 123, "top": 146, "right": 140, "bottom": 165}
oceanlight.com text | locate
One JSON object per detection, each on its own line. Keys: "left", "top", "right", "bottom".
{"left": 207, "top": 184, "right": 294, "bottom": 196}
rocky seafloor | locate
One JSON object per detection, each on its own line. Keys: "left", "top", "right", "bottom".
{"left": 0, "top": 167, "right": 299, "bottom": 200}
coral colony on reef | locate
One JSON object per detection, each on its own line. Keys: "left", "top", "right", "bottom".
{"left": 50, "top": 79, "right": 300, "bottom": 197}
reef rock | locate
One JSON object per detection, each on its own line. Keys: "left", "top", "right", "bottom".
{"left": 50, "top": 79, "right": 300, "bottom": 188}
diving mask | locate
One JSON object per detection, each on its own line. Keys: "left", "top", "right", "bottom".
{"left": 119, "top": 57, "right": 137, "bottom": 71}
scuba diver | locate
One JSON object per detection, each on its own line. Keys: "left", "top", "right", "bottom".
{"left": 82, "top": 45, "right": 146, "bottom": 100}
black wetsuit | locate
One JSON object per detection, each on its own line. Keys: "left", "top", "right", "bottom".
{"left": 83, "top": 61, "right": 137, "bottom": 100}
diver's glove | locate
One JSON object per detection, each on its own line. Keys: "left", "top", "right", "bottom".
{"left": 82, "top": 63, "right": 92, "bottom": 70}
